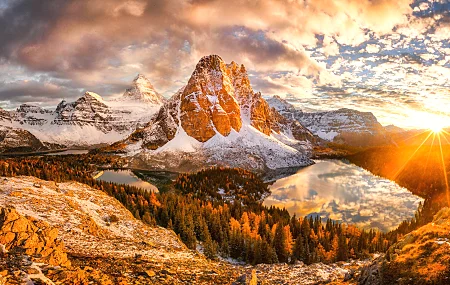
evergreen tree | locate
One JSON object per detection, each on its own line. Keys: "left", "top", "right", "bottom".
{"left": 274, "top": 223, "right": 289, "bottom": 263}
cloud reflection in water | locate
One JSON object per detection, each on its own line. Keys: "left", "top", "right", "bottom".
{"left": 264, "top": 160, "right": 423, "bottom": 231}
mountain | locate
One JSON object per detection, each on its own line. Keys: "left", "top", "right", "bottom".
{"left": 121, "top": 73, "right": 165, "bottom": 104}
{"left": 0, "top": 125, "right": 48, "bottom": 153}
{"left": 0, "top": 75, "right": 164, "bottom": 147}
{"left": 108, "top": 55, "right": 315, "bottom": 172}
{"left": 267, "top": 95, "right": 391, "bottom": 147}
{"left": 384, "top": 124, "right": 405, "bottom": 134}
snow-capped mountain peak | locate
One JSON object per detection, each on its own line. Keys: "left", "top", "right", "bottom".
{"left": 122, "top": 74, "right": 165, "bottom": 104}
{"left": 108, "top": 55, "right": 315, "bottom": 172}
{"left": 82, "top": 91, "right": 105, "bottom": 103}
{"left": 0, "top": 77, "right": 165, "bottom": 147}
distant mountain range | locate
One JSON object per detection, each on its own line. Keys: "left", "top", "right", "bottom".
{"left": 0, "top": 74, "right": 164, "bottom": 147}
{"left": 267, "top": 95, "right": 391, "bottom": 147}
{"left": 0, "top": 54, "right": 408, "bottom": 170}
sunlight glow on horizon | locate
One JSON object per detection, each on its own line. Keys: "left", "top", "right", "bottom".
{"left": 405, "top": 111, "right": 450, "bottom": 132}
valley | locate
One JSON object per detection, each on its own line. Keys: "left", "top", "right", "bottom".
{"left": 0, "top": 149, "right": 441, "bottom": 284}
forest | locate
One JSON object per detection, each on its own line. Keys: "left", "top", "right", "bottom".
{"left": 0, "top": 154, "right": 431, "bottom": 265}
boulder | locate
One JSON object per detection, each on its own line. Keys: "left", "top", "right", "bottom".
{"left": 0, "top": 207, "right": 70, "bottom": 267}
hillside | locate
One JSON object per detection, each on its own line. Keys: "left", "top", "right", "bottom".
{"left": 0, "top": 176, "right": 243, "bottom": 284}
{"left": 360, "top": 207, "right": 450, "bottom": 284}
{"left": 0, "top": 126, "right": 49, "bottom": 153}
{"left": 347, "top": 143, "right": 450, "bottom": 203}
{"left": 0, "top": 176, "right": 374, "bottom": 284}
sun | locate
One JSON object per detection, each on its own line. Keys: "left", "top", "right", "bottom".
{"left": 408, "top": 111, "right": 449, "bottom": 133}
{"left": 430, "top": 124, "right": 444, "bottom": 133}
{"left": 424, "top": 115, "right": 447, "bottom": 133}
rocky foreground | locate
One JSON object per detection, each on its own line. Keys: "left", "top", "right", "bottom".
{"left": 0, "top": 176, "right": 373, "bottom": 284}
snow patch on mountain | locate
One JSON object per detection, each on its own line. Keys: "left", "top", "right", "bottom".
{"left": 267, "top": 96, "right": 390, "bottom": 147}
{"left": 114, "top": 56, "right": 314, "bottom": 171}
{"left": 0, "top": 75, "right": 165, "bottom": 147}
{"left": 154, "top": 126, "right": 201, "bottom": 154}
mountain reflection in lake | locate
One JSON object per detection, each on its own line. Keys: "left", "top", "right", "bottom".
{"left": 95, "top": 169, "right": 158, "bottom": 192}
{"left": 264, "top": 160, "right": 423, "bottom": 232}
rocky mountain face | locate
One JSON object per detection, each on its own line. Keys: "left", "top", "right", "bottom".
{"left": 0, "top": 126, "right": 48, "bottom": 153}
{"left": 267, "top": 96, "right": 391, "bottom": 147}
{"left": 111, "top": 55, "right": 315, "bottom": 172}
{"left": 53, "top": 91, "right": 133, "bottom": 134}
{"left": 0, "top": 75, "right": 164, "bottom": 147}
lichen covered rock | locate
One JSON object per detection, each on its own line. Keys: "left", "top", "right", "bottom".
{"left": 0, "top": 207, "right": 70, "bottom": 267}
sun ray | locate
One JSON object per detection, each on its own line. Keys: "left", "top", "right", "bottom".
{"left": 421, "top": 133, "right": 436, "bottom": 181}
{"left": 437, "top": 133, "right": 450, "bottom": 207}
{"left": 441, "top": 131, "right": 450, "bottom": 145}
{"left": 398, "top": 129, "right": 430, "bottom": 143}
{"left": 393, "top": 130, "right": 434, "bottom": 179}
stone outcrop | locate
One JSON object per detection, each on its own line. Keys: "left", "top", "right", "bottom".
{"left": 0, "top": 207, "right": 70, "bottom": 267}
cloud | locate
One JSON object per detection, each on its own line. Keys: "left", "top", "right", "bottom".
{"left": 0, "top": 1, "right": 415, "bottom": 94}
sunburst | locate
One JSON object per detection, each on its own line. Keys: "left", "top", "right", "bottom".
{"left": 393, "top": 113, "right": 450, "bottom": 206}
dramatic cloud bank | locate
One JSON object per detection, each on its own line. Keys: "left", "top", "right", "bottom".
{"left": 0, "top": 0, "right": 449, "bottom": 128}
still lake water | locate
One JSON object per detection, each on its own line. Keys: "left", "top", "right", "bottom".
{"left": 264, "top": 160, "right": 423, "bottom": 231}
{"left": 95, "top": 169, "right": 158, "bottom": 192}
{"left": 45, "top": 149, "right": 90, "bottom": 155}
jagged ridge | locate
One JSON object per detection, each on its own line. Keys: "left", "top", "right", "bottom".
{"left": 267, "top": 95, "right": 390, "bottom": 147}
{"left": 113, "top": 55, "right": 315, "bottom": 171}
{"left": 0, "top": 75, "right": 165, "bottom": 147}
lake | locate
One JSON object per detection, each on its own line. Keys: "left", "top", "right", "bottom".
{"left": 94, "top": 169, "right": 158, "bottom": 192}
{"left": 264, "top": 160, "right": 423, "bottom": 231}
{"left": 44, "top": 149, "right": 90, "bottom": 155}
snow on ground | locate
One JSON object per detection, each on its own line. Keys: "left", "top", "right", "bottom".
{"left": 155, "top": 126, "right": 202, "bottom": 153}
{"left": 316, "top": 130, "right": 339, "bottom": 141}
{"left": 0, "top": 176, "right": 193, "bottom": 261}
{"left": 11, "top": 123, "right": 126, "bottom": 146}
{"left": 139, "top": 123, "right": 313, "bottom": 170}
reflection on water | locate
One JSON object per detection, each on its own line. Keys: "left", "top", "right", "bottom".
{"left": 95, "top": 170, "right": 158, "bottom": 192}
{"left": 264, "top": 160, "right": 423, "bottom": 231}
{"left": 45, "top": 149, "right": 90, "bottom": 155}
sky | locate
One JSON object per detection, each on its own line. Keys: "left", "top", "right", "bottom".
{"left": 0, "top": 0, "right": 449, "bottom": 129}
